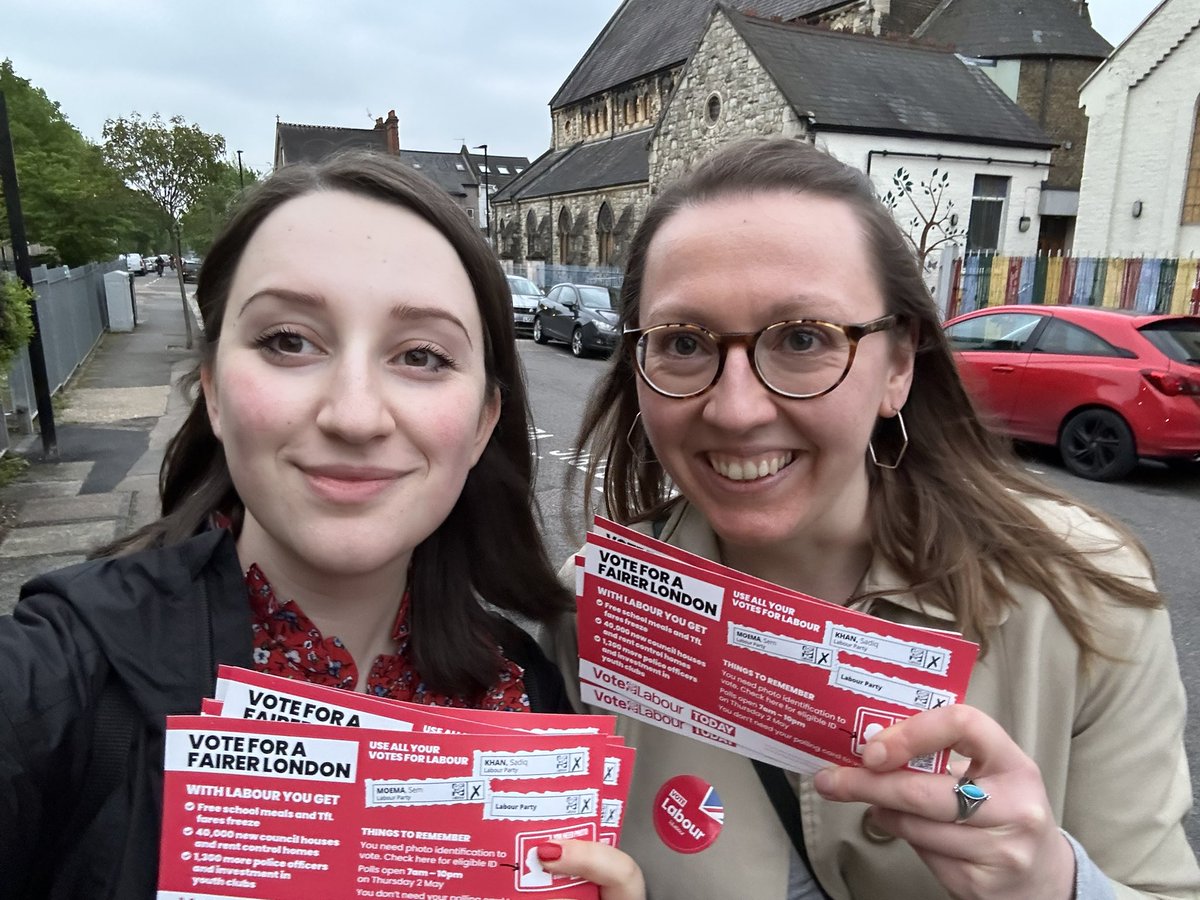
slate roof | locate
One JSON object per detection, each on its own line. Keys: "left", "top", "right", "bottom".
{"left": 493, "top": 131, "right": 649, "bottom": 202}
{"left": 274, "top": 123, "right": 388, "bottom": 165}
{"left": 399, "top": 150, "right": 475, "bottom": 197}
{"left": 914, "top": 0, "right": 1112, "bottom": 59}
{"left": 466, "top": 153, "right": 532, "bottom": 190}
{"left": 550, "top": 0, "right": 839, "bottom": 109}
{"left": 729, "top": 10, "right": 1054, "bottom": 148}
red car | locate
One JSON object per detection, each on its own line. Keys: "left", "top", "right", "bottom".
{"left": 943, "top": 305, "right": 1200, "bottom": 480}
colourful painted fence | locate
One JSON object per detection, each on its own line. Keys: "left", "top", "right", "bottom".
{"left": 949, "top": 254, "right": 1200, "bottom": 318}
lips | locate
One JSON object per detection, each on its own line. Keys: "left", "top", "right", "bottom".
{"left": 707, "top": 451, "right": 795, "bottom": 482}
{"left": 300, "top": 464, "right": 402, "bottom": 503}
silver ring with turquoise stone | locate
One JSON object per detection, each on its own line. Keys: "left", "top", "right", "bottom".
{"left": 952, "top": 776, "right": 990, "bottom": 822}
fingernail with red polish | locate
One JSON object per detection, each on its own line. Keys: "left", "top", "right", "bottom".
{"left": 536, "top": 842, "right": 563, "bottom": 862}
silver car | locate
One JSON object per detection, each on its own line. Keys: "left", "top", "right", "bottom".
{"left": 506, "top": 275, "right": 543, "bottom": 336}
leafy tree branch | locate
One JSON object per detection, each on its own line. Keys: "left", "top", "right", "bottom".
{"left": 102, "top": 113, "right": 225, "bottom": 348}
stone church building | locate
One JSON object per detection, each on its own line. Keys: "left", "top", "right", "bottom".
{"left": 492, "top": 0, "right": 1110, "bottom": 270}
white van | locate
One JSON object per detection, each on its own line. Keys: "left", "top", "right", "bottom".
{"left": 124, "top": 253, "right": 147, "bottom": 275}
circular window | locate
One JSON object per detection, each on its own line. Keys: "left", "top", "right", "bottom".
{"left": 705, "top": 93, "right": 722, "bottom": 124}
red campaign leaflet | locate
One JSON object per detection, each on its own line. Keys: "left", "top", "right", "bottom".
{"left": 214, "top": 667, "right": 609, "bottom": 737}
{"left": 212, "top": 667, "right": 632, "bottom": 847}
{"left": 577, "top": 518, "right": 980, "bottom": 774}
{"left": 158, "top": 716, "right": 612, "bottom": 900}
{"left": 598, "top": 742, "right": 636, "bottom": 846}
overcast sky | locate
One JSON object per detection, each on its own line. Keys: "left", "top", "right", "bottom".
{"left": 3, "top": 0, "right": 1163, "bottom": 174}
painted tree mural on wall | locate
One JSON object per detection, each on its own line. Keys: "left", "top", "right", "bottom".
{"left": 879, "top": 166, "right": 965, "bottom": 274}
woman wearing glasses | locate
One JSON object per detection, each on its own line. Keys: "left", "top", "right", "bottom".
{"left": 552, "top": 138, "right": 1199, "bottom": 899}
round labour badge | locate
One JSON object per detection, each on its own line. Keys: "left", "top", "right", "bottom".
{"left": 653, "top": 774, "right": 724, "bottom": 853}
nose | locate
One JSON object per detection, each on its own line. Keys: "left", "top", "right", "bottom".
{"left": 700, "top": 345, "right": 778, "bottom": 430}
{"left": 314, "top": 355, "right": 396, "bottom": 443}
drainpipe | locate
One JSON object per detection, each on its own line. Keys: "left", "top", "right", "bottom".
{"left": 865, "top": 148, "right": 1052, "bottom": 175}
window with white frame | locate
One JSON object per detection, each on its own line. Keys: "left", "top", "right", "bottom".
{"left": 966, "top": 174, "right": 1010, "bottom": 252}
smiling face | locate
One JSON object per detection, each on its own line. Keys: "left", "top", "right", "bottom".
{"left": 635, "top": 190, "right": 914, "bottom": 567}
{"left": 201, "top": 189, "right": 499, "bottom": 588}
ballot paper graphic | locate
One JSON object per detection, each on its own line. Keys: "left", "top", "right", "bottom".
{"left": 576, "top": 516, "right": 979, "bottom": 775}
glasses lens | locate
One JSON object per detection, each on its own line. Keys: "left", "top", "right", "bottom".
{"left": 637, "top": 325, "right": 719, "bottom": 396}
{"left": 755, "top": 321, "right": 852, "bottom": 397}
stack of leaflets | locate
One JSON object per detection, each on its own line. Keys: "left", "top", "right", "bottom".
{"left": 576, "top": 516, "right": 979, "bottom": 775}
{"left": 157, "top": 666, "right": 634, "bottom": 899}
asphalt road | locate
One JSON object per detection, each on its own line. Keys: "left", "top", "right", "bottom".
{"left": 517, "top": 337, "right": 1200, "bottom": 849}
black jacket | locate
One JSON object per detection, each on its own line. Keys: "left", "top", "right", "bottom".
{"left": 0, "top": 530, "right": 568, "bottom": 899}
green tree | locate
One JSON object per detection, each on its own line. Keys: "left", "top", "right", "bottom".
{"left": 0, "top": 59, "right": 150, "bottom": 266}
{"left": 103, "top": 113, "right": 225, "bottom": 348}
{"left": 181, "top": 157, "right": 260, "bottom": 256}
{"left": 0, "top": 274, "right": 35, "bottom": 371}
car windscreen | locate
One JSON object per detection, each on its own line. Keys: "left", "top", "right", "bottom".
{"left": 578, "top": 286, "right": 617, "bottom": 310}
{"left": 1139, "top": 318, "right": 1200, "bottom": 364}
{"left": 508, "top": 277, "right": 540, "bottom": 295}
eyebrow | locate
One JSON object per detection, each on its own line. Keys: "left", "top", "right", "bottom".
{"left": 646, "top": 295, "right": 846, "bottom": 325}
{"left": 237, "top": 288, "right": 474, "bottom": 348}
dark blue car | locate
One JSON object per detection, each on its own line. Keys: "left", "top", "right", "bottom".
{"left": 532, "top": 283, "right": 621, "bottom": 358}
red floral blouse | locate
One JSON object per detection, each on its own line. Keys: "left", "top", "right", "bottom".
{"left": 245, "top": 564, "right": 529, "bottom": 711}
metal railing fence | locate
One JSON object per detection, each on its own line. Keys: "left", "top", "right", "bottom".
{"left": 2, "top": 259, "right": 123, "bottom": 441}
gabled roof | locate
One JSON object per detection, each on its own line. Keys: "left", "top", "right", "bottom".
{"left": 1081, "top": 0, "right": 1192, "bottom": 93}
{"left": 493, "top": 130, "right": 649, "bottom": 202}
{"left": 550, "top": 0, "right": 838, "bottom": 110}
{"left": 914, "top": 0, "right": 1111, "bottom": 59}
{"left": 728, "top": 10, "right": 1054, "bottom": 148}
{"left": 274, "top": 123, "right": 388, "bottom": 165}
{"left": 398, "top": 150, "right": 475, "bottom": 197}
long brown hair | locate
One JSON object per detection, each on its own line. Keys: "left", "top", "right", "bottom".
{"left": 573, "top": 136, "right": 1159, "bottom": 659}
{"left": 98, "top": 150, "right": 571, "bottom": 697}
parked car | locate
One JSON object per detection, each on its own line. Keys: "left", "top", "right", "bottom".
{"left": 532, "top": 283, "right": 621, "bottom": 357}
{"left": 181, "top": 256, "right": 202, "bottom": 281}
{"left": 943, "top": 305, "right": 1200, "bottom": 480}
{"left": 123, "top": 252, "right": 147, "bottom": 276}
{"left": 505, "top": 275, "right": 543, "bottom": 336}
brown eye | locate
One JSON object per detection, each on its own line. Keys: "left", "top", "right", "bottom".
{"left": 275, "top": 333, "right": 307, "bottom": 354}
{"left": 396, "top": 344, "right": 456, "bottom": 372}
{"left": 255, "top": 329, "right": 319, "bottom": 357}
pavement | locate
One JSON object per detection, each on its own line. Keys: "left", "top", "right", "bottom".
{"left": 0, "top": 275, "right": 197, "bottom": 614}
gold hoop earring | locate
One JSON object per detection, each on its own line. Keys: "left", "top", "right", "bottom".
{"left": 625, "top": 411, "right": 658, "bottom": 468}
{"left": 869, "top": 409, "right": 908, "bottom": 470}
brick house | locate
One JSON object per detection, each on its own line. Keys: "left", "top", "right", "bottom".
{"left": 273, "top": 111, "right": 530, "bottom": 230}
{"left": 658, "top": 8, "right": 1053, "bottom": 269}
{"left": 909, "top": 0, "right": 1111, "bottom": 252}
{"left": 492, "top": 0, "right": 1103, "bottom": 268}
{"left": 1074, "top": 0, "right": 1200, "bottom": 257}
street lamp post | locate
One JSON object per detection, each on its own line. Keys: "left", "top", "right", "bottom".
{"left": 236, "top": 149, "right": 245, "bottom": 191}
{"left": 473, "top": 143, "right": 490, "bottom": 244}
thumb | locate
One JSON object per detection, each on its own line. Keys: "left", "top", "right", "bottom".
{"left": 536, "top": 839, "right": 645, "bottom": 900}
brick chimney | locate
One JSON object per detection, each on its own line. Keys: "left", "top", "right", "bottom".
{"left": 384, "top": 109, "right": 400, "bottom": 154}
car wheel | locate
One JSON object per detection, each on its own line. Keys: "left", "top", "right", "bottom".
{"left": 1058, "top": 408, "right": 1137, "bottom": 481}
{"left": 571, "top": 327, "right": 586, "bottom": 358}
{"left": 532, "top": 317, "right": 547, "bottom": 344}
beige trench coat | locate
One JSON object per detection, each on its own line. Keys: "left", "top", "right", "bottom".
{"left": 548, "top": 498, "right": 1200, "bottom": 900}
